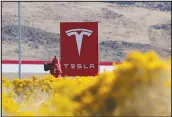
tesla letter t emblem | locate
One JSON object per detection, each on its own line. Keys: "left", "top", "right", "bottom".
{"left": 66, "top": 29, "right": 93, "bottom": 56}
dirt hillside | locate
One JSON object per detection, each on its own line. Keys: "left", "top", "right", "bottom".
{"left": 2, "top": 2, "right": 171, "bottom": 61}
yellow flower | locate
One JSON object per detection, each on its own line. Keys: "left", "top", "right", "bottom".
{"left": 2, "top": 51, "right": 171, "bottom": 116}
{"left": 17, "top": 111, "right": 35, "bottom": 116}
{"left": 165, "top": 80, "right": 171, "bottom": 88}
{"left": 19, "top": 83, "right": 23, "bottom": 88}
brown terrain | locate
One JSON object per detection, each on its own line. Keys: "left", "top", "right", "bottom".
{"left": 2, "top": 2, "right": 171, "bottom": 62}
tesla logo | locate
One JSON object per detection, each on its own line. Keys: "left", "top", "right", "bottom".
{"left": 66, "top": 28, "right": 93, "bottom": 56}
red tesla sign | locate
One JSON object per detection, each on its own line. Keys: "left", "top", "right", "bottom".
{"left": 60, "top": 22, "right": 98, "bottom": 76}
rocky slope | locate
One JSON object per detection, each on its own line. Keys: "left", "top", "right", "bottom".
{"left": 2, "top": 2, "right": 171, "bottom": 61}
{"left": 112, "top": 2, "right": 171, "bottom": 11}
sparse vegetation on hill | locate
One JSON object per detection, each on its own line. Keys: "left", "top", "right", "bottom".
{"left": 2, "top": 2, "right": 171, "bottom": 61}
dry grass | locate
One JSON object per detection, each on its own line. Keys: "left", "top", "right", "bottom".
{"left": 2, "top": 2, "right": 171, "bottom": 61}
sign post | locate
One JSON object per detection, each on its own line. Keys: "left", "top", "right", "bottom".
{"left": 18, "top": 1, "right": 21, "bottom": 79}
{"left": 60, "top": 22, "right": 98, "bottom": 76}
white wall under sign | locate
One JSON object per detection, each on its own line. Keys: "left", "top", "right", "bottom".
{"left": 2, "top": 64, "right": 115, "bottom": 73}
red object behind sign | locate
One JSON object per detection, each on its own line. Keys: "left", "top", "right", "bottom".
{"left": 60, "top": 22, "right": 98, "bottom": 76}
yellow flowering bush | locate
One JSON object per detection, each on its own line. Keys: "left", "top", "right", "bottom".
{"left": 2, "top": 51, "right": 171, "bottom": 116}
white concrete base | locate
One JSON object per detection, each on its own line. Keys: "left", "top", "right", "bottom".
{"left": 2, "top": 64, "right": 115, "bottom": 73}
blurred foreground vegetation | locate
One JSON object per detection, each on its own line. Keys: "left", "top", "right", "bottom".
{"left": 2, "top": 51, "right": 171, "bottom": 116}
